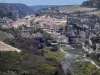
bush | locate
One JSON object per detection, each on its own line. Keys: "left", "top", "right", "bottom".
{"left": 41, "top": 64, "right": 56, "bottom": 72}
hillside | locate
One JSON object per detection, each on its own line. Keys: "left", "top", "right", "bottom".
{"left": 1, "top": 28, "right": 65, "bottom": 75}
{"left": 81, "top": 0, "right": 100, "bottom": 15}
{"left": 0, "top": 3, "right": 34, "bottom": 19}
{"left": 82, "top": 0, "right": 100, "bottom": 8}
{"left": 58, "top": 5, "right": 95, "bottom": 14}
{"left": 0, "top": 30, "right": 13, "bottom": 41}
{"left": 30, "top": 5, "right": 55, "bottom": 11}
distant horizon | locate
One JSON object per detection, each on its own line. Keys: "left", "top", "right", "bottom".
{"left": 0, "top": 2, "right": 81, "bottom": 6}
{"left": 0, "top": 0, "right": 87, "bottom": 6}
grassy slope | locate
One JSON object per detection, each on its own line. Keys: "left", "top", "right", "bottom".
{"left": 0, "top": 30, "right": 13, "bottom": 41}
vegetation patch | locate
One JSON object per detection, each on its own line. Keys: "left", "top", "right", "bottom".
{"left": 0, "top": 51, "right": 63, "bottom": 75}
{"left": 71, "top": 62, "right": 100, "bottom": 75}
{"left": 43, "top": 46, "right": 64, "bottom": 61}
{"left": 41, "top": 64, "right": 56, "bottom": 72}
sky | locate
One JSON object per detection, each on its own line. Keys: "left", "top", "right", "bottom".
{"left": 0, "top": 0, "right": 87, "bottom": 6}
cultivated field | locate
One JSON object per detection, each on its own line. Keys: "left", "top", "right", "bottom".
{"left": 59, "top": 5, "right": 96, "bottom": 14}
{"left": 86, "top": 10, "right": 100, "bottom": 15}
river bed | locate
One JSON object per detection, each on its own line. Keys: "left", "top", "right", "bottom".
{"left": 61, "top": 44, "right": 100, "bottom": 74}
